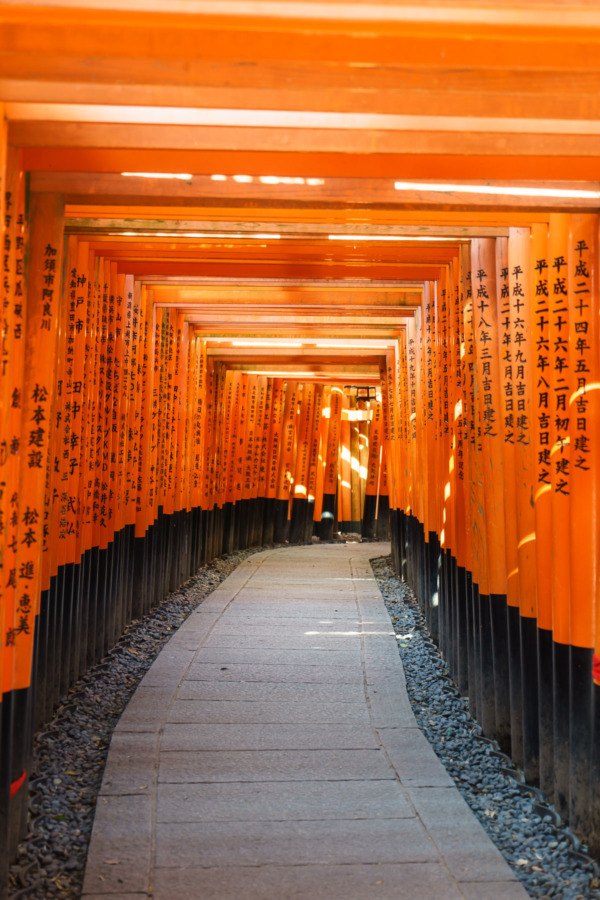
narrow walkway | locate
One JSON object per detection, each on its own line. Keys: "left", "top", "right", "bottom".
{"left": 82, "top": 544, "right": 528, "bottom": 900}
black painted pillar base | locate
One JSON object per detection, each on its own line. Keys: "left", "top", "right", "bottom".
{"left": 262, "top": 498, "right": 276, "bottom": 545}
{"left": 289, "top": 497, "right": 308, "bottom": 544}
{"left": 320, "top": 493, "right": 336, "bottom": 542}
{"left": 507, "top": 604, "right": 524, "bottom": 768}
{"left": 232, "top": 503, "right": 240, "bottom": 552}
{"left": 427, "top": 531, "right": 440, "bottom": 641}
{"left": 490, "top": 593, "right": 511, "bottom": 753}
{"left": 478, "top": 591, "right": 496, "bottom": 739}
{"left": 537, "top": 626, "right": 555, "bottom": 798}
{"left": 588, "top": 682, "right": 600, "bottom": 858}
{"left": 376, "top": 495, "right": 390, "bottom": 540}
{"left": 401, "top": 513, "right": 409, "bottom": 582}
{"left": 131, "top": 534, "right": 147, "bottom": 619}
{"left": 273, "top": 498, "right": 289, "bottom": 544}
{"left": 63, "top": 561, "right": 79, "bottom": 691}
{"left": 6, "top": 687, "right": 33, "bottom": 858}
{"left": 553, "top": 640, "right": 570, "bottom": 819}
{"left": 339, "top": 519, "right": 361, "bottom": 535}
{"left": 456, "top": 566, "right": 469, "bottom": 696}
{"left": 438, "top": 544, "right": 449, "bottom": 663}
{"left": 34, "top": 587, "right": 50, "bottom": 731}
{"left": 251, "top": 498, "right": 265, "bottom": 547}
{"left": 222, "top": 502, "right": 234, "bottom": 555}
{"left": 449, "top": 553, "right": 459, "bottom": 676}
{"left": 238, "top": 499, "right": 250, "bottom": 549}
{"left": 389, "top": 508, "right": 399, "bottom": 574}
{"left": 362, "top": 494, "right": 376, "bottom": 540}
{"left": 470, "top": 580, "right": 481, "bottom": 721}
{"left": 191, "top": 507, "right": 202, "bottom": 570}
{"left": 303, "top": 501, "right": 315, "bottom": 543}
{"left": 214, "top": 505, "right": 223, "bottom": 558}
{"left": 569, "top": 644, "right": 593, "bottom": 834}
{"left": 520, "top": 614, "right": 540, "bottom": 785}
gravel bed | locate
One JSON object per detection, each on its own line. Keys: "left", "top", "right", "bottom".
{"left": 8, "top": 546, "right": 265, "bottom": 900}
{"left": 371, "top": 554, "right": 600, "bottom": 900}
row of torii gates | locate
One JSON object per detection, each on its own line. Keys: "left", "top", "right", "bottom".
{"left": 0, "top": 1, "right": 600, "bottom": 894}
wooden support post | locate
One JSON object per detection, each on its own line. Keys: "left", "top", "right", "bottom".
{"left": 530, "top": 221, "right": 554, "bottom": 798}
{"left": 471, "top": 238, "right": 509, "bottom": 747}
{"left": 12, "top": 191, "right": 64, "bottom": 854}
{"left": 508, "top": 226, "right": 539, "bottom": 783}
{"left": 567, "top": 214, "right": 598, "bottom": 835}
{"left": 320, "top": 387, "right": 343, "bottom": 541}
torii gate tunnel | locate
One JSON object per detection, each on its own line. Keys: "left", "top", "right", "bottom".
{"left": 1, "top": 1, "right": 600, "bottom": 894}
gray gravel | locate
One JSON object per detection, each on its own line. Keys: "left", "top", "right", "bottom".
{"left": 371, "top": 554, "right": 600, "bottom": 900}
{"left": 8, "top": 546, "right": 265, "bottom": 900}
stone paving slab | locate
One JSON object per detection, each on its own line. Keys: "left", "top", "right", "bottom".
{"left": 151, "top": 863, "right": 467, "bottom": 900}
{"left": 216, "top": 583, "right": 357, "bottom": 594}
{"left": 100, "top": 732, "right": 159, "bottom": 796}
{"left": 184, "top": 661, "right": 364, "bottom": 683}
{"left": 156, "top": 778, "right": 413, "bottom": 823}
{"left": 195, "top": 647, "right": 362, "bottom": 665}
{"left": 138, "top": 649, "right": 196, "bottom": 688}
{"left": 208, "top": 616, "right": 373, "bottom": 630}
{"left": 379, "top": 727, "right": 456, "bottom": 787}
{"left": 175, "top": 679, "right": 365, "bottom": 702}
{"left": 208, "top": 599, "right": 359, "bottom": 613}
{"left": 160, "top": 721, "right": 381, "bottom": 751}
{"left": 201, "top": 631, "right": 365, "bottom": 649}
{"left": 116, "top": 687, "right": 175, "bottom": 732}
{"left": 166, "top": 698, "right": 371, "bottom": 724}
{"left": 82, "top": 794, "right": 152, "bottom": 896}
{"left": 158, "top": 748, "right": 393, "bottom": 783}
{"left": 83, "top": 542, "right": 529, "bottom": 900}
{"left": 405, "top": 785, "right": 524, "bottom": 884}
{"left": 154, "top": 817, "right": 438, "bottom": 867}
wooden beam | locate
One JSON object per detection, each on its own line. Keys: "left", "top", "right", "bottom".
{"left": 153, "top": 302, "right": 415, "bottom": 317}
{"left": 193, "top": 330, "right": 408, "bottom": 341}
{"left": 5, "top": 71, "right": 600, "bottom": 121}
{"left": 143, "top": 277, "right": 423, "bottom": 288}
{"left": 11, "top": 104, "right": 600, "bottom": 136}
{"left": 192, "top": 326, "right": 408, "bottom": 338}
{"left": 4, "top": 2, "right": 600, "bottom": 30}
{"left": 63, "top": 205, "right": 553, "bottom": 226}
{"left": 207, "top": 352, "right": 385, "bottom": 364}
{"left": 115, "top": 261, "right": 444, "bottom": 278}
{"left": 16, "top": 122, "right": 600, "bottom": 161}
{"left": 84, "top": 242, "right": 459, "bottom": 265}
{"left": 3, "top": 9, "right": 600, "bottom": 73}
{"left": 164, "top": 307, "right": 417, "bottom": 322}
{"left": 115, "top": 290, "right": 420, "bottom": 308}
{"left": 184, "top": 311, "right": 410, "bottom": 324}
{"left": 142, "top": 275, "right": 422, "bottom": 285}
{"left": 20, "top": 145, "right": 600, "bottom": 183}
{"left": 65, "top": 216, "right": 509, "bottom": 237}
{"left": 29, "top": 172, "right": 600, "bottom": 212}
{"left": 5, "top": 57, "right": 600, "bottom": 98}
{"left": 150, "top": 297, "right": 417, "bottom": 309}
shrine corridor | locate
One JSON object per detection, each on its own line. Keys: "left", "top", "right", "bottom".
{"left": 2, "top": 3, "right": 600, "bottom": 898}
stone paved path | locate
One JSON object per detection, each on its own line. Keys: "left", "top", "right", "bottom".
{"left": 82, "top": 543, "right": 529, "bottom": 900}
